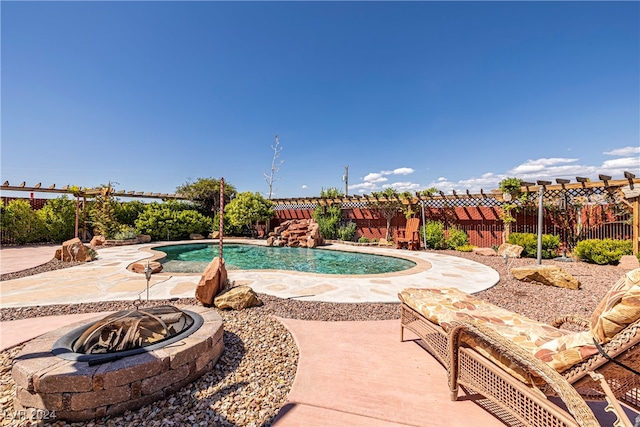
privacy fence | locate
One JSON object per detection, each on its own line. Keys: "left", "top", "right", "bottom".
{"left": 271, "top": 203, "right": 632, "bottom": 249}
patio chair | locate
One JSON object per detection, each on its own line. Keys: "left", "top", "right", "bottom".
{"left": 398, "top": 268, "right": 640, "bottom": 427}
{"left": 395, "top": 217, "right": 420, "bottom": 250}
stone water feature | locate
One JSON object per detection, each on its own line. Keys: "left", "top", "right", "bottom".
{"left": 266, "top": 219, "right": 324, "bottom": 248}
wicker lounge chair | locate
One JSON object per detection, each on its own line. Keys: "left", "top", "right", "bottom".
{"left": 398, "top": 268, "right": 640, "bottom": 427}
{"left": 395, "top": 217, "right": 420, "bottom": 250}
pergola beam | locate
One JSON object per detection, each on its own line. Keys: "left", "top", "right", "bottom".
{"left": 1, "top": 181, "right": 186, "bottom": 200}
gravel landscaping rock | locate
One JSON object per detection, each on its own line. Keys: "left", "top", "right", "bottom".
{"left": 0, "top": 249, "right": 630, "bottom": 426}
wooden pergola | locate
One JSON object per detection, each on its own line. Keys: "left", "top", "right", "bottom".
{"left": 0, "top": 181, "right": 186, "bottom": 200}
{"left": 1, "top": 181, "right": 186, "bottom": 241}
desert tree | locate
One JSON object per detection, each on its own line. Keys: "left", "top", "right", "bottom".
{"left": 264, "top": 135, "right": 283, "bottom": 199}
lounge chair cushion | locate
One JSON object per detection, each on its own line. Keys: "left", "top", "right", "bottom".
{"left": 590, "top": 268, "right": 640, "bottom": 343}
{"left": 398, "top": 287, "right": 600, "bottom": 380}
{"left": 533, "top": 331, "right": 598, "bottom": 372}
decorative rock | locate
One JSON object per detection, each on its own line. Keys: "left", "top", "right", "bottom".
{"left": 473, "top": 247, "right": 497, "bottom": 256}
{"left": 214, "top": 286, "right": 262, "bottom": 310}
{"left": 90, "top": 235, "right": 106, "bottom": 247}
{"left": 195, "top": 258, "right": 227, "bottom": 306}
{"left": 618, "top": 255, "right": 640, "bottom": 271}
{"left": 267, "top": 219, "right": 325, "bottom": 247}
{"left": 136, "top": 234, "right": 152, "bottom": 244}
{"left": 130, "top": 261, "right": 163, "bottom": 274}
{"left": 378, "top": 238, "right": 390, "bottom": 246}
{"left": 208, "top": 231, "right": 220, "bottom": 239}
{"left": 189, "top": 233, "right": 205, "bottom": 240}
{"left": 59, "top": 238, "right": 93, "bottom": 262}
{"left": 307, "top": 235, "right": 317, "bottom": 248}
{"left": 510, "top": 265, "right": 580, "bottom": 290}
{"left": 498, "top": 243, "right": 524, "bottom": 258}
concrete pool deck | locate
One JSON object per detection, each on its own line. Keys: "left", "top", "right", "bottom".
{"left": 0, "top": 239, "right": 499, "bottom": 308}
{"left": 0, "top": 242, "right": 631, "bottom": 426}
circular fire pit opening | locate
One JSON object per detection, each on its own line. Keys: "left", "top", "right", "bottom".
{"left": 12, "top": 305, "right": 223, "bottom": 422}
{"left": 52, "top": 305, "right": 204, "bottom": 365}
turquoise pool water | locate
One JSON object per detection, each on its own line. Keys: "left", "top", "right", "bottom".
{"left": 156, "top": 243, "right": 416, "bottom": 274}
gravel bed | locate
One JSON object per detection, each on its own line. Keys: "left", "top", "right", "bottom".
{"left": 0, "top": 250, "right": 630, "bottom": 426}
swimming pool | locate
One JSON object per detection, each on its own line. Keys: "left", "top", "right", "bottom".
{"left": 155, "top": 243, "right": 416, "bottom": 275}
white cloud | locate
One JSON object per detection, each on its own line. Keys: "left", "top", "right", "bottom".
{"left": 353, "top": 167, "right": 416, "bottom": 192}
{"left": 601, "top": 157, "right": 640, "bottom": 169}
{"left": 508, "top": 158, "right": 579, "bottom": 175}
{"left": 301, "top": 184, "right": 308, "bottom": 189}
{"left": 350, "top": 181, "right": 380, "bottom": 191}
{"left": 392, "top": 167, "right": 415, "bottom": 175}
{"left": 384, "top": 181, "right": 421, "bottom": 192}
{"left": 363, "top": 173, "right": 388, "bottom": 183}
{"left": 426, "top": 174, "right": 503, "bottom": 195}
{"left": 604, "top": 146, "right": 640, "bottom": 156}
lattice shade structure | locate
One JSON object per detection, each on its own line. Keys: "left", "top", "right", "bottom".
{"left": 271, "top": 174, "right": 640, "bottom": 254}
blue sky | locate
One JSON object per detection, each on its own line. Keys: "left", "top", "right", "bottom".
{"left": 2, "top": 1, "right": 639, "bottom": 199}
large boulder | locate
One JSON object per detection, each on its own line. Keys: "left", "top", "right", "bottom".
{"left": 472, "top": 247, "right": 497, "bottom": 256}
{"left": 195, "top": 258, "right": 228, "bottom": 306}
{"left": 498, "top": 243, "right": 524, "bottom": 258}
{"left": 510, "top": 265, "right": 580, "bottom": 290}
{"left": 131, "top": 261, "right": 163, "bottom": 274}
{"left": 90, "top": 235, "right": 106, "bottom": 247}
{"left": 137, "top": 234, "right": 152, "bottom": 244}
{"left": 190, "top": 233, "right": 205, "bottom": 240}
{"left": 58, "top": 237, "right": 93, "bottom": 262}
{"left": 214, "top": 286, "right": 262, "bottom": 310}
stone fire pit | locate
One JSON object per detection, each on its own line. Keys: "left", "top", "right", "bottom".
{"left": 12, "top": 306, "right": 223, "bottom": 422}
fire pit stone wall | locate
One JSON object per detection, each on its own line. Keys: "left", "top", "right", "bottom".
{"left": 12, "top": 306, "right": 223, "bottom": 422}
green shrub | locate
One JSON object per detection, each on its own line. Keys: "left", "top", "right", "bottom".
{"left": 111, "top": 224, "right": 138, "bottom": 240}
{"left": 507, "top": 232, "right": 560, "bottom": 259}
{"left": 372, "top": 238, "right": 379, "bottom": 243}
{"left": 313, "top": 205, "right": 342, "bottom": 240}
{"left": 37, "top": 196, "right": 77, "bottom": 243}
{"left": 89, "top": 194, "right": 119, "bottom": 238}
{"left": 135, "top": 202, "right": 213, "bottom": 240}
{"left": 337, "top": 222, "right": 357, "bottom": 241}
{"left": 87, "top": 247, "right": 98, "bottom": 261}
{"left": 358, "top": 236, "right": 370, "bottom": 243}
{"left": 420, "top": 220, "right": 446, "bottom": 249}
{"left": 456, "top": 244, "right": 474, "bottom": 252}
{"left": 114, "top": 200, "right": 146, "bottom": 227}
{"left": 446, "top": 227, "right": 469, "bottom": 250}
{"left": 1, "top": 199, "right": 44, "bottom": 244}
{"left": 574, "top": 239, "right": 633, "bottom": 265}
{"left": 212, "top": 211, "right": 242, "bottom": 236}
{"left": 225, "top": 192, "right": 274, "bottom": 231}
